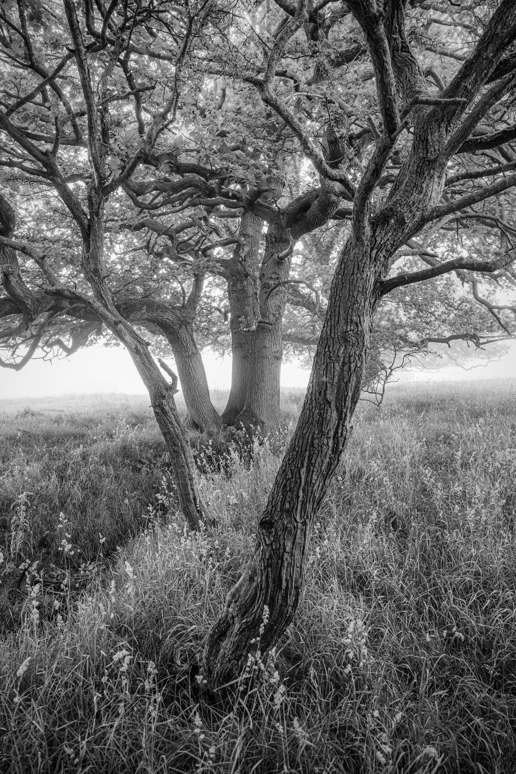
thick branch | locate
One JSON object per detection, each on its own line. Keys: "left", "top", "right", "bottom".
{"left": 347, "top": 0, "right": 400, "bottom": 135}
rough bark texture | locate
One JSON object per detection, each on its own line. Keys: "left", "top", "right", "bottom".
{"left": 203, "top": 0, "right": 516, "bottom": 686}
{"left": 221, "top": 326, "right": 254, "bottom": 426}
{"left": 203, "top": 225, "right": 380, "bottom": 687}
{"left": 234, "top": 321, "right": 283, "bottom": 431}
{"left": 120, "top": 295, "right": 222, "bottom": 433}
{"left": 225, "top": 181, "right": 345, "bottom": 432}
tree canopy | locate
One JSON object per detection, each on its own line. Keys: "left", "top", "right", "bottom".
{"left": 1, "top": 0, "right": 516, "bottom": 410}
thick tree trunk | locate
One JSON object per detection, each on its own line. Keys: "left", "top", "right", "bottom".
{"left": 222, "top": 212, "right": 262, "bottom": 425}
{"left": 232, "top": 320, "right": 282, "bottom": 431}
{"left": 161, "top": 322, "right": 221, "bottom": 432}
{"left": 233, "top": 220, "right": 291, "bottom": 431}
{"left": 221, "top": 327, "right": 253, "bottom": 425}
{"left": 203, "top": 226, "right": 380, "bottom": 688}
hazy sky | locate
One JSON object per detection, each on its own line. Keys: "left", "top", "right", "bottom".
{"left": 0, "top": 346, "right": 309, "bottom": 399}
{"left": 1, "top": 342, "right": 516, "bottom": 400}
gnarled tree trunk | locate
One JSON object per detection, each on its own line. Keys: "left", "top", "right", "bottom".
{"left": 203, "top": 224, "right": 380, "bottom": 686}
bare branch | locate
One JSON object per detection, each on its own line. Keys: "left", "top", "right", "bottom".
{"left": 0, "top": 312, "right": 54, "bottom": 370}
{"left": 459, "top": 124, "right": 516, "bottom": 154}
{"left": 158, "top": 357, "right": 179, "bottom": 393}
{"left": 63, "top": 0, "right": 106, "bottom": 185}
{"left": 44, "top": 320, "right": 100, "bottom": 356}
{"left": 428, "top": 173, "right": 516, "bottom": 222}
{"left": 5, "top": 52, "right": 74, "bottom": 117}
{"left": 381, "top": 253, "right": 515, "bottom": 296}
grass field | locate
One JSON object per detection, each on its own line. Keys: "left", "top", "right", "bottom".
{"left": 1, "top": 380, "right": 516, "bottom": 773}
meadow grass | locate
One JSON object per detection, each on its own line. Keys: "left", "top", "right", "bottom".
{"left": 1, "top": 379, "right": 516, "bottom": 772}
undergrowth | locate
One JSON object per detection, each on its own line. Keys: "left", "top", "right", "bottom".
{"left": 1, "top": 380, "right": 516, "bottom": 772}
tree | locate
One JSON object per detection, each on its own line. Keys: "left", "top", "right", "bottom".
{"left": 201, "top": 0, "right": 516, "bottom": 688}
{"left": 283, "top": 222, "right": 516, "bottom": 399}
{"left": 3, "top": 0, "right": 514, "bottom": 436}
{"left": 0, "top": 0, "right": 220, "bottom": 529}
{"left": 2, "top": 0, "right": 516, "bottom": 692}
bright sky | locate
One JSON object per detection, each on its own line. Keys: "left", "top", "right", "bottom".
{"left": 1, "top": 342, "right": 516, "bottom": 400}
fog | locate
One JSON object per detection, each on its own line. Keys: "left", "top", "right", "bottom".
{"left": 0, "top": 347, "right": 309, "bottom": 399}
{"left": 1, "top": 342, "right": 516, "bottom": 400}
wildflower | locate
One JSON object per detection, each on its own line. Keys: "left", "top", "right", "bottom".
{"left": 124, "top": 561, "right": 135, "bottom": 580}
{"left": 16, "top": 657, "right": 31, "bottom": 679}
{"left": 273, "top": 683, "right": 286, "bottom": 709}
{"left": 112, "top": 648, "right": 131, "bottom": 663}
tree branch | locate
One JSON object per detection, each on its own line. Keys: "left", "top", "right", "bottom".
{"left": 347, "top": 0, "right": 400, "bottom": 135}
{"left": 158, "top": 357, "right": 179, "bottom": 393}
{"left": 381, "top": 254, "right": 515, "bottom": 296}
{"left": 428, "top": 173, "right": 516, "bottom": 222}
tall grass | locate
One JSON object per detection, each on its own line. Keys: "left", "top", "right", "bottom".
{"left": 1, "top": 380, "right": 516, "bottom": 772}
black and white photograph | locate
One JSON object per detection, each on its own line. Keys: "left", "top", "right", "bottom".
{"left": 2, "top": 1, "right": 516, "bottom": 771}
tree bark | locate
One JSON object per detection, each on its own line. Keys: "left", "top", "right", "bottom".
{"left": 80, "top": 188, "right": 211, "bottom": 532}
{"left": 233, "top": 220, "right": 291, "bottom": 431}
{"left": 98, "top": 314, "right": 212, "bottom": 531}
{"left": 221, "top": 326, "right": 254, "bottom": 426}
{"left": 125, "top": 336, "right": 210, "bottom": 530}
{"left": 121, "top": 294, "right": 222, "bottom": 433}
{"left": 203, "top": 223, "right": 380, "bottom": 687}
{"left": 233, "top": 320, "right": 283, "bottom": 431}
{"left": 232, "top": 183, "right": 345, "bottom": 432}
{"left": 222, "top": 212, "right": 262, "bottom": 425}
{"left": 160, "top": 320, "right": 221, "bottom": 432}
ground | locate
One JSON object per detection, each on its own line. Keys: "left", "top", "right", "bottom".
{"left": 1, "top": 380, "right": 516, "bottom": 773}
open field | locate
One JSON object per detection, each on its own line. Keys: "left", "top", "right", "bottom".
{"left": 1, "top": 380, "right": 516, "bottom": 773}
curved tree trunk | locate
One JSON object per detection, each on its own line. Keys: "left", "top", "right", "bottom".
{"left": 90, "top": 308, "right": 212, "bottom": 531}
{"left": 78, "top": 188, "right": 211, "bottom": 532}
{"left": 130, "top": 342, "right": 211, "bottom": 530}
{"left": 203, "top": 225, "right": 380, "bottom": 687}
{"left": 160, "top": 321, "right": 221, "bottom": 432}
